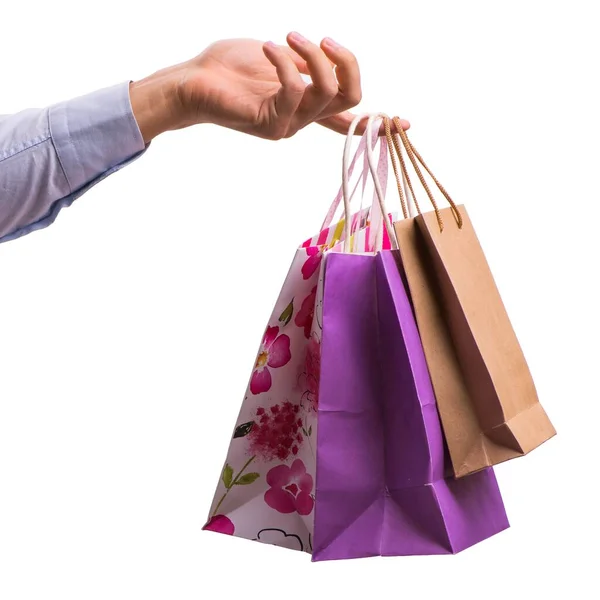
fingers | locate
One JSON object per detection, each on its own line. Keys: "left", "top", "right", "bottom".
{"left": 284, "top": 34, "right": 362, "bottom": 130}
{"left": 318, "top": 112, "right": 411, "bottom": 135}
{"left": 319, "top": 37, "right": 362, "bottom": 112}
{"left": 286, "top": 32, "right": 340, "bottom": 131}
{"left": 280, "top": 46, "right": 310, "bottom": 74}
{"left": 267, "top": 42, "right": 334, "bottom": 76}
{"left": 262, "top": 41, "right": 306, "bottom": 128}
{"left": 291, "top": 35, "right": 362, "bottom": 127}
{"left": 265, "top": 33, "right": 409, "bottom": 139}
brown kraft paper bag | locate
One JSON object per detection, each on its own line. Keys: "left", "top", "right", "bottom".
{"left": 385, "top": 117, "right": 556, "bottom": 478}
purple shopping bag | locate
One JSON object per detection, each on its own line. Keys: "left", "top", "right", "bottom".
{"left": 311, "top": 249, "right": 509, "bottom": 560}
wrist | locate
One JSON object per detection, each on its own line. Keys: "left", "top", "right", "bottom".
{"left": 129, "top": 70, "right": 182, "bottom": 143}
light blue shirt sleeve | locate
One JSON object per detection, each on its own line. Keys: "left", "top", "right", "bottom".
{"left": 0, "top": 81, "right": 146, "bottom": 244}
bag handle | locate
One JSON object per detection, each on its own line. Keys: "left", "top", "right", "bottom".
{"left": 365, "top": 114, "right": 397, "bottom": 252}
{"left": 342, "top": 113, "right": 383, "bottom": 251}
{"left": 321, "top": 119, "right": 388, "bottom": 233}
{"left": 343, "top": 113, "right": 397, "bottom": 253}
{"left": 385, "top": 116, "right": 463, "bottom": 231}
{"left": 383, "top": 117, "right": 415, "bottom": 220}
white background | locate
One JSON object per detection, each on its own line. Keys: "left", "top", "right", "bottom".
{"left": 1, "top": 1, "right": 599, "bottom": 598}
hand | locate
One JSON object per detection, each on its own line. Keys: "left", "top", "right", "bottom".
{"left": 129, "top": 33, "right": 410, "bottom": 143}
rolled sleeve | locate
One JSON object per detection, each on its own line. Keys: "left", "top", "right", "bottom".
{"left": 49, "top": 81, "right": 145, "bottom": 194}
{"left": 0, "top": 81, "right": 146, "bottom": 244}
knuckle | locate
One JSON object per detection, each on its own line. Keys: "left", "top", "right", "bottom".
{"left": 269, "top": 123, "right": 288, "bottom": 140}
{"left": 318, "top": 82, "right": 339, "bottom": 98}
{"left": 344, "top": 51, "right": 359, "bottom": 66}
{"left": 287, "top": 81, "right": 306, "bottom": 95}
{"left": 345, "top": 88, "right": 362, "bottom": 106}
{"left": 342, "top": 48, "right": 358, "bottom": 66}
{"left": 334, "top": 47, "right": 358, "bottom": 67}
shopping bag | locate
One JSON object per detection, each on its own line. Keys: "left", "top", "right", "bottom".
{"left": 203, "top": 115, "right": 509, "bottom": 560}
{"left": 313, "top": 250, "right": 510, "bottom": 559}
{"left": 386, "top": 116, "right": 556, "bottom": 478}
{"left": 202, "top": 122, "right": 392, "bottom": 556}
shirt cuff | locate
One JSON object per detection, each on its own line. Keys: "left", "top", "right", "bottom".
{"left": 49, "top": 81, "right": 146, "bottom": 194}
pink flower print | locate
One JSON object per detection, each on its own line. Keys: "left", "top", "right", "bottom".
{"left": 295, "top": 286, "right": 317, "bottom": 339}
{"left": 299, "top": 336, "right": 320, "bottom": 411}
{"left": 203, "top": 515, "right": 235, "bottom": 535}
{"left": 265, "top": 459, "right": 315, "bottom": 516}
{"left": 301, "top": 247, "right": 323, "bottom": 280}
{"left": 248, "top": 401, "right": 303, "bottom": 462}
{"left": 250, "top": 326, "right": 291, "bottom": 394}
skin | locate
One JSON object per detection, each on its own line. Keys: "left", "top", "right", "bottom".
{"left": 129, "top": 32, "right": 410, "bottom": 144}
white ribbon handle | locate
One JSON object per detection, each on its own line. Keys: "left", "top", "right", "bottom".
{"left": 321, "top": 130, "right": 375, "bottom": 232}
{"left": 351, "top": 125, "right": 389, "bottom": 244}
{"left": 342, "top": 113, "right": 381, "bottom": 251}
{"left": 342, "top": 113, "right": 397, "bottom": 253}
{"left": 365, "top": 114, "right": 397, "bottom": 252}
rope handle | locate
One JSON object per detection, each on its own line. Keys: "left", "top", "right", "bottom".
{"left": 384, "top": 117, "right": 421, "bottom": 220}
{"left": 386, "top": 116, "right": 463, "bottom": 231}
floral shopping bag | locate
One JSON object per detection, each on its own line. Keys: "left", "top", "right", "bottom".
{"left": 203, "top": 128, "right": 391, "bottom": 554}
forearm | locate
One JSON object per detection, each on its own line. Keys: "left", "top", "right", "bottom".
{"left": 0, "top": 33, "right": 370, "bottom": 244}
{"left": 0, "top": 82, "right": 146, "bottom": 243}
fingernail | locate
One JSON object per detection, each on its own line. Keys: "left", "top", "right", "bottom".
{"left": 323, "top": 37, "right": 341, "bottom": 49}
{"left": 289, "top": 31, "right": 307, "bottom": 44}
{"left": 264, "top": 41, "right": 277, "bottom": 50}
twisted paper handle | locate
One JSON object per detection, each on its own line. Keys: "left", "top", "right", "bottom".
{"left": 384, "top": 118, "right": 418, "bottom": 220}
{"left": 384, "top": 116, "right": 463, "bottom": 231}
